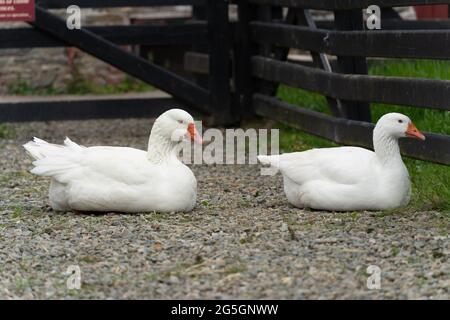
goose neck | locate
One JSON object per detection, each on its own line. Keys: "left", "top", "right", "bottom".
{"left": 147, "top": 130, "right": 177, "bottom": 164}
{"left": 373, "top": 127, "right": 402, "bottom": 166}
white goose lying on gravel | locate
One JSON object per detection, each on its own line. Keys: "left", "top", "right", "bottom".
{"left": 24, "top": 109, "right": 202, "bottom": 213}
{"left": 258, "top": 113, "right": 425, "bottom": 211}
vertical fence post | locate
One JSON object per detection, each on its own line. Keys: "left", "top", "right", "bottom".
{"left": 207, "top": 0, "right": 234, "bottom": 125}
{"left": 256, "top": 5, "right": 284, "bottom": 96}
{"left": 235, "top": 0, "right": 256, "bottom": 121}
{"left": 192, "top": 4, "right": 209, "bottom": 90}
{"left": 334, "top": 10, "right": 372, "bottom": 122}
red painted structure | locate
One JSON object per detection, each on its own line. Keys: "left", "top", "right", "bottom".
{"left": 415, "top": 5, "right": 448, "bottom": 19}
{"left": 0, "top": 0, "right": 35, "bottom": 22}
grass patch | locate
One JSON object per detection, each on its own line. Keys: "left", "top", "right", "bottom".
{"left": 369, "top": 59, "right": 450, "bottom": 135}
{"left": 164, "top": 262, "right": 192, "bottom": 278}
{"left": 0, "top": 124, "right": 14, "bottom": 139}
{"left": 225, "top": 264, "right": 247, "bottom": 274}
{"left": 200, "top": 199, "right": 211, "bottom": 207}
{"left": 277, "top": 86, "right": 329, "bottom": 114}
{"left": 141, "top": 211, "right": 170, "bottom": 221}
{"left": 277, "top": 59, "right": 450, "bottom": 213}
{"left": 11, "top": 205, "right": 23, "bottom": 219}
{"left": 14, "top": 276, "right": 34, "bottom": 292}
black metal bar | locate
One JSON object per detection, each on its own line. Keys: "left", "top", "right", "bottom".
{"left": 296, "top": 10, "right": 331, "bottom": 72}
{"left": 251, "top": 56, "right": 450, "bottom": 112}
{"left": 0, "top": 96, "right": 192, "bottom": 122}
{"left": 207, "top": 0, "right": 234, "bottom": 124}
{"left": 0, "top": 24, "right": 208, "bottom": 49}
{"left": 295, "top": 9, "right": 342, "bottom": 117}
{"left": 249, "top": 0, "right": 450, "bottom": 10}
{"left": 334, "top": 9, "right": 371, "bottom": 121}
{"left": 29, "top": 5, "right": 210, "bottom": 114}
{"left": 253, "top": 93, "right": 450, "bottom": 165}
{"left": 37, "top": 0, "right": 205, "bottom": 8}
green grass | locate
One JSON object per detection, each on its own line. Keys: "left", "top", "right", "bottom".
{"left": 225, "top": 264, "right": 247, "bottom": 274}
{"left": 369, "top": 59, "right": 450, "bottom": 135}
{"left": 277, "top": 59, "right": 450, "bottom": 213}
{"left": 277, "top": 86, "right": 329, "bottom": 115}
{"left": 278, "top": 59, "right": 450, "bottom": 135}
{"left": 0, "top": 124, "right": 11, "bottom": 139}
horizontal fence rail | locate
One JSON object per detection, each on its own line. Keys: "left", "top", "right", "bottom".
{"left": 251, "top": 22, "right": 450, "bottom": 60}
{"left": 252, "top": 56, "right": 450, "bottom": 112}
{"left": 0, "top": 23, "right": 208, "bottom": 49}
{"left": 249, "top": 0, "right": 450, "bottom": 10}
{"left": 36, "top": 0, "right": 205, "bottom": 8}
{"left": 316, "top": 20, "right": 450, "bottom": 30}
{"left": 253, "top": 94, "right": 450, "bottom": 165}
{"left": 0, "top": 94, "right": 189, "bottom": 122}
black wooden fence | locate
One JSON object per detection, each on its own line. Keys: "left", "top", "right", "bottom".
{"left": 0, "top": 0, "right": 450, "bottom": 165}
{"left": 234, "top": 0, "right": 450, "bottom": 165}
{"left": 0, "top": 0, "right": 236, "bottom": 124}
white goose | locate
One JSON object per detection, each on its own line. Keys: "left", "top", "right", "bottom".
{"left": 24, "top": 109, "right": 202, "bottom": 213}
{"left": 258, "top": 113, "right": 425, "bottom": 211}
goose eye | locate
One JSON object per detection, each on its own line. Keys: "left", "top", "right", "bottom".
{"left": 178, "top": 120, "right": 183, "bottom": 124}
{"left": 398, "top": 119, "right": 403, "bottom": 123}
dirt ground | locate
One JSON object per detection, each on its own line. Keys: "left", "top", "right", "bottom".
{"left": 0, "top": 118, "right": 449, "bottom": 299}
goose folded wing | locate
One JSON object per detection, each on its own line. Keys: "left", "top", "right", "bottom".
{"left": 277, "top": 147, "right": 376, "bottom": 186}
{"left": 31, "top": 146, "right": 152, "bottom": 186}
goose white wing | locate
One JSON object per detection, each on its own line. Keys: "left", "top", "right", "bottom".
{"left": 276, "top": 146, "right": 377, "bottom": 186}
{"left": 27, "top": 141, "right": 152, "bottom": 186}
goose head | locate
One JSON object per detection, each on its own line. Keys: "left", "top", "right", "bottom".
{"left": 375, "top": 113, "right": 425, "bottom": 141}
{"left": 151, "top": 109, "right": 202, "bottom": 145}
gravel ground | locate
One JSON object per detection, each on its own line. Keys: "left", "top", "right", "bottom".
{"left": 0, "top": 118, "right": 449, "bottom": 299}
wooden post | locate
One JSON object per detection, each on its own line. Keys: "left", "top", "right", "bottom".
{"left": 334, "top": 10, "right": 371, "bottom": 122}
{"left": 256, "top": 5, "right": 284, "bottom": 96}
{"left": 207, "top": 0, "right": 234, "bottom": 125}
{"left": 192, "top": 5, "right": 209, "bottom": 90}
{"left": 234, "top": 0, "right": 256, "bottom": 121}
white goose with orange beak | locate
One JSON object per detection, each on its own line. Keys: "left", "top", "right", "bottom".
{"left": 258, "top": 113, "right": 425, "bottom": 211}
{"left": 24, "top": 109, "right": 202, "bottom": 213}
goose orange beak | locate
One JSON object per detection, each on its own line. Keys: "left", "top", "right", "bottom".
{"left": 188, "top": 123, "right": 202, "bottom": 144}
{"left": 406, "top": 122, "right": 425, "bottom": 141}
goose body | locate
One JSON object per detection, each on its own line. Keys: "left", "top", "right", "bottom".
{"left": 24, "top": 109, "right": 201, "bottom": 213}
{"left": 258, "top": 113, "right": 425, "bottom": 211}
